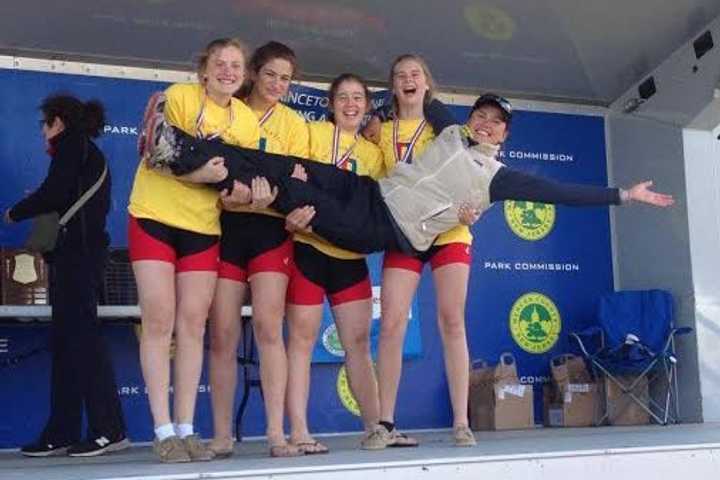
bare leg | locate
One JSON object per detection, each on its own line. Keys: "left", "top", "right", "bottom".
{"left": 134, "top": 260, "right": 176, "bottom": 428}
{"left": 377, "top": 268, "right": 420, "bottom": 423}
{"left": 333, "top": 299, "right": 379, "bottom": 431}
{"left": 208, "top": 278, "right": 248, "bottom": 451}
{"left": 250, "top": 272, "right": 291, "bottom": 449}
{"left": 432, "top": 263, "right": 471, "bottom": 428}
{"left": 172, "top": 271, "right": 217, "bottom": 425}
{"left": 286, "top": 303, "right": 323, "bottom": 445}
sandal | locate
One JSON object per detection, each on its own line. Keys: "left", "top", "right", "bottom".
{"left": 294, "top": 440, "right": 329, "bottom": 455}
{"left": 207, "top": 439, "right": 234, "bottom": 459}
{"left": 269, "top": 443, "right": 304, "bottom": 458}
{"left": 386, "top": 428, "right": 419, "bottom": 448}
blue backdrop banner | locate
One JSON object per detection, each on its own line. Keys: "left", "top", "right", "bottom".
{"left": 0, "top": 75, "right": 422, "bottom": 366}
{"left": 0, "top": 69, "right": 612, "bottom": 447}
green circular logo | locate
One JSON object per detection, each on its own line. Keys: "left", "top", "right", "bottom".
{"left": 463, "top": 4, "right": 516, "bottom": 41}
{"left": 504, "top": 201, "right": 555, "bottom": 241}
{"left": 322, "top": 324, "right": 345, "bottom": 358}
{"left": 509, "top": 293, "right": 561, "bottom": 354}
{"left": 336, "top": 365, "right": 360, "bottom": 416}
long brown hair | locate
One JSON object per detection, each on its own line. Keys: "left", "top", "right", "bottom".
{"left": 236, "top": 41, "right": 298, "bottom": 99}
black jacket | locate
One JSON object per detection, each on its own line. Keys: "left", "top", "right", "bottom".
{"left": 10, "top": 128, "right": 111, "bottom": 253}
{"left": 170, "top": 124, "right": 620, "bottom": 255}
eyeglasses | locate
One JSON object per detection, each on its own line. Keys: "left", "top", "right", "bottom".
{"left": 475, "top": 94, "right": 513, "bottom": 116}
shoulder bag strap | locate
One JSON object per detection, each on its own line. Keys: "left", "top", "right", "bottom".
{"left": 58, "top": 140, "right": 108, "bottom": 226}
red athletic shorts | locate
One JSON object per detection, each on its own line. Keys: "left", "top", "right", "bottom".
{"left": 217, "top": 212, "right": 292, "bottom": 283}
{"left": 287, "top": 242, "right": 371, "bottom": 307}
{"left": 128, "top": 215, "right": 219, "bottom": 272}
{"left": 383, "top": 242, "right": 471, "bottom": 274}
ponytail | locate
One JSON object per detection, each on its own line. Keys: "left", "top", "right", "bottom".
{"left": 40, "top": 94, "right": 106, "bottom": 138}
{"left": 82, "top": 100, "right": 105, "bottom": 138}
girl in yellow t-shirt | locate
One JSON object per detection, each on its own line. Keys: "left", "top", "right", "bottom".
{"left": 284, "top": 74, "right": 384, "bottom": 454}
{"left": 366, "top": 54, "right": 477, "bottom": 449}
{"left": 128, "top": 38, "right": 260, "bottom": 463}
{"left": 207, "top": 41, "right": 308, "bottom": 459}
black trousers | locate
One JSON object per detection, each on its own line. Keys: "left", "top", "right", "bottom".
{"left": 43, "top": 248, "right": 125, "bottom": 443}
{"left": 172, "top": 128, "right": 411, "bottom": 254}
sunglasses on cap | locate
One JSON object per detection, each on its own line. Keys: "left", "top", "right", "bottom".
{"left": 472, "top": 94, "right": 513, "bottom": 119}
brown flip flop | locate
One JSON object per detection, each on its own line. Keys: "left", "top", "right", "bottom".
{"left": 387, "top": 429, "right": 419, "bottom": 448}
{"left": 294, "top": 440, "right": 329, "bottom": 455}
{"left": 269, "top": 443, "right": 304, "bottom": 458}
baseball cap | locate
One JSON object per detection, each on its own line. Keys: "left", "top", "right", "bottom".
{"left": 471, "top": 94, "right": 513, "bottom": 122}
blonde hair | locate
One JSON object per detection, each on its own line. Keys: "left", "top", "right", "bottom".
{"left": 388, "top": 53, "right": 436, "bottom": 114}
{"left": 196, "top": 37, "right": 248, "bottom": 85}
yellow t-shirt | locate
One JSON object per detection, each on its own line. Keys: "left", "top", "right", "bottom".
{"left": 294, "top": 121, "right": 385, "bottom": 260}
{"left": 379, "top": 119, "right": 472, "bottom": 246}
{"left": 256, "top": 102, "right": 309, "bottom": 157}
{"left": 128, "top": 83, "right": 260, "bottom": 235}
{"left": 223, "top": 102, "right": 309, "bottom": 218}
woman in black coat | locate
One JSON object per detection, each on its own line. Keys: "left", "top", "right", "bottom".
{"left": 4, "top": 94, "right": 128, "bottom": 457}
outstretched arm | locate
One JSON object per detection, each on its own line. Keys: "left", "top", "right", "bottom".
{"left": 489, "top": 166, "right": 674, "bottom": 207}
{"left": 622, "top": 181, "right": 674, "bottom": 206}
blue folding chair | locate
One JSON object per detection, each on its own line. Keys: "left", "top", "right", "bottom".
{"left": 570, "top": 290, "right": 692, "bottom": 425}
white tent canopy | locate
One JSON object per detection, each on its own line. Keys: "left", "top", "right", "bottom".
{"left": 2, "top": 0, "right": 719, "bottom": 105}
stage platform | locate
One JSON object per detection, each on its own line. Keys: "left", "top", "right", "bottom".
{"left": 2, "top": 423, "right": 719, "bottom": 480}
